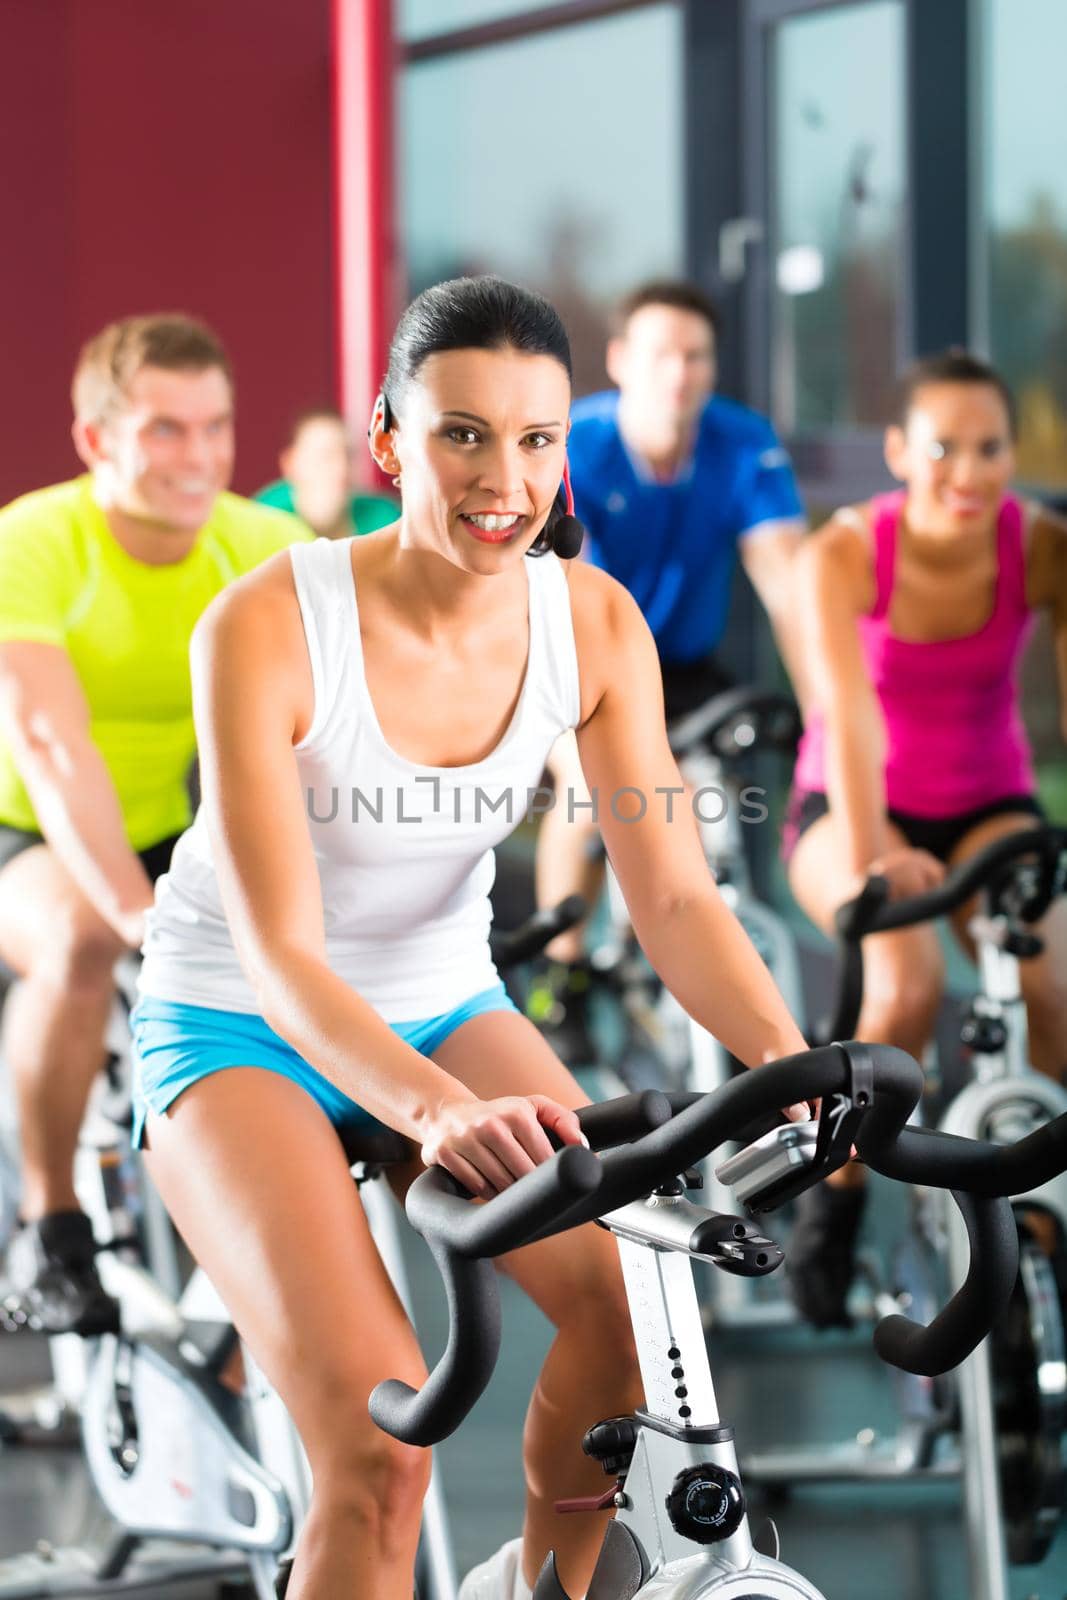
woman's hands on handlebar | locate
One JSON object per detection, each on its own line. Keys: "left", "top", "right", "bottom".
{"left": 419, "top": 1095, "right": 586, "bottom": 1198}
{"left": 861, "top": 845, "right": 944, "bottom": 902}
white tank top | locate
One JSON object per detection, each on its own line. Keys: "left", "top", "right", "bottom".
{"left": 138, "top": 538, "right": 581, "bottom": 1020}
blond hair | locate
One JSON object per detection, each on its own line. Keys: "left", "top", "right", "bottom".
{"left": 72, "top": 313, "right": 233, "bottom": 425}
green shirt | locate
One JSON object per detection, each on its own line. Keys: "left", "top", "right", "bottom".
{"left": 254, "top": 478, "right": 398, "bottom": 536}
{"left": 0, "top": 476, "right": 312, "bottom": 848}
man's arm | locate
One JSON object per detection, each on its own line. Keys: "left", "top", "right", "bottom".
{"left": 739, "top": 520, "right": 811, "bottom": 708}
{"left": 569, "top": 565, "right": 808, "bottom": 1088}
{"left": 0, "top": 642, "right": 153, "bottom": 942}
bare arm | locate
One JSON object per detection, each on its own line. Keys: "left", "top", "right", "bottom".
{"left": 1026, "top": 509, "right": 1067, "bottom": 742}
{"left": 0, "top": 642, "right": 152, "bottom": 941}
{"left": 739, "top": 520, "right": 812, "bottom": 710}
{"left": 191, "top": 563, "right": 580, "bottom": 1194}
{"left": 799, "top": 519, "right": 892, "bottom": 876}
{"left": 571, "top": 566, "right": 808, "bottom": 1091}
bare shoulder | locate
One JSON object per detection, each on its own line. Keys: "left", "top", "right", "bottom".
{"left": 194, "top": 548, "right": 303, "bottom": 663}
{"left": 563, "top": 558, "right": 657, "bottom": 721}
{"left": 1025, "top": 503, "right": 1067, "bottom": 608}
{"left": 799, "top": 501, "right": 876, "bottom": 609}
{"left": 191, "top": 550, "right": 312, "bottom": 741}
{"left": 565, "top": 557, "right": 649, "bottom": 652}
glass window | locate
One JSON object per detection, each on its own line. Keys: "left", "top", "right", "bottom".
{"left": 400, "top": 0, "right": 567, "bottom": 41}
{"left": 984, "top": 0, "right": 1067, "bottom": 815}
{"left": 985, "top": 0, "right": 1067, "bottom": 491}
{"left": 399, "top": 6, "right": 684, "bottom": 393}
{"left": 770, "top": 0, "right": 906, "bottom": 434}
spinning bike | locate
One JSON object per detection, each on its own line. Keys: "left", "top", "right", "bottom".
{"left": 370, "top": 1039, "right": 1058, "bottom": 1599}
{"left": 0, "top": 901, "right": 585, "bottom": 1598}
{"left": 661, "top": 689, "right": 805, "bottom": 1329}
{"left": 0, "top": 1123, "right": 457, "bottom": 1600}
{"left": 592, "top": 687, "right": 804, "bottom": 1150}
{"left": 739, "top": 823, "right": 1067, "bottom": 1600}
{"left": 0, "top": 955, "right": 183, "bottom": 1441}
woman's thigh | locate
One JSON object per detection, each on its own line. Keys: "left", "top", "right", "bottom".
{"left": 143, "top": 1067, "right": 427, "bottom": 1459}
{"left": 945, "top": 809, "right": 1045, "bottom": 957}
{"left": 430, "top": 1009, "right": 627, "bottom": 1329}
{"left": 787, "top": 812, "right": 892, "bottom": 936}
{"left": 788, "top": 812, "right": 944, "bottom": 1038}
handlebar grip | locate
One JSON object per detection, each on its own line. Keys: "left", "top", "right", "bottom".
{"left": 577, "top": 1092, "right": 672, "bottom": 1149}
{"left": 873, "top": 1190, "right": 1019, "bottom": 1376}
{"left": 859, "top": 1112, "right": 1067, "bottom": 1199}
{"left": 370, "top": 1238, "right": 500, "bottom": 1446}
{"left": 372, "top": 1147, "right": 602, "bottom": 1445}
{"left": 835, "top": 827, "right": 1067, "bottom": 943}
{"left": 533, "top": 1044, "right": 923, "bottom": 1238}
{"left": 489, "top": 895, "right": 587, "bottom": 970}
{"left": 406, "top": 1145, "right": 602, "bottom": 1260}
{"left": 834, "top": 874, "right": 891, "bottom": 944}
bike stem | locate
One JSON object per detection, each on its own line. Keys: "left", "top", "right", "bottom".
{"left": 604, "top": 1194, "right": 756, "bottom": 1571}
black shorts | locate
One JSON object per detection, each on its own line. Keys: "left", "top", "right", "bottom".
{"left": 0, "top": 824, "right": 182, "bottom": 883}
{"left": 660, "top": 653, "right": 733, "bottom": 723}
{"left": 783, "top": 790, "right": 1047, "bottom": 865}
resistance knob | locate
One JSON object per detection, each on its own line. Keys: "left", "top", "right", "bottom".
{"left": 665, "top": 1464, "right": 745, "bottom": 1544}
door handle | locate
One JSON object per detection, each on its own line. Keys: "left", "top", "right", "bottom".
{"left": 718, "top": 217, "right": 765, "bottom": 283}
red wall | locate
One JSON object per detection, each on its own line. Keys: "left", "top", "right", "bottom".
{"left": 0, "top": 0, "right": 337, "bottom": 504}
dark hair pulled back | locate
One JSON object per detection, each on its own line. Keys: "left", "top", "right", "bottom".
{"left": 382, "top": 276, "right": 577, "bottom": 557}
{"left": 897, "top": 348, "right": 1017, "bottom": 437}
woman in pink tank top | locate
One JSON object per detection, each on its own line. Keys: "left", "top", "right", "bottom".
{"left": 783, "top": 351, "right": 1067, "bottom": 1329}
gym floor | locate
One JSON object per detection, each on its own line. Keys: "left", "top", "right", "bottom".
{"left": 0, "top": 1181, "right": 1065, "bottom": 1600}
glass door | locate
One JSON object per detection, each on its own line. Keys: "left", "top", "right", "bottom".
{"left": 741, "top": 0, "right": 909, "bottom": 507}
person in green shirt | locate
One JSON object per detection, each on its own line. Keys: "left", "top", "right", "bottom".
{"left": 0, "top": 313, "right": 312, "bottom": 1334}
{"left": 255, "top": 406, "right": 398, "bottom": 539}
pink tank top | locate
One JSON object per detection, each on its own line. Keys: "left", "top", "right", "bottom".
{"left": 793, "top": 490, "right": 1035, "bottom": 817}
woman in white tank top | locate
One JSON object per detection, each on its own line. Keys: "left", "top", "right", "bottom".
{"left": 136, "top": 278, "right": 809, "bottom": 1600}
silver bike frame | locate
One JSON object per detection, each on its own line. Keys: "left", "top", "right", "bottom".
{"left": 582, "top": 1189, "right": 827, "bottom": 1598}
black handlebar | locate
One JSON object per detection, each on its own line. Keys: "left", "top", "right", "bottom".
{"left": 872, "top": 1189, "right": 1019, "bottom": 1376}
{"left": 489, "top": 895, "right": 587, "bottom": 971}
{"left": 668, "top": 687, "right": 801, "bottom": 763}
{"left": 370, "top": 1043, "right": 1029, "bottom": 1446}
{"left": 828, "top": 825, "right": 1067, "bottom": 1041}
{"left": 837, "top": 825, "right": 1067, "bottom": 941}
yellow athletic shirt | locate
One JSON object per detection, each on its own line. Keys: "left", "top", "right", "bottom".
{"left": 0, "top": 476, "right": 312, "bottom": 849}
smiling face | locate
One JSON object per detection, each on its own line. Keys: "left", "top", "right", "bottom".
{"left": 884, "top": 381, "right": 1015, "bottom": 537}
{"left": 81, "top": 364, "right": 235, "bottom": 534}
{"left": 372, "top": 345, "right": 570, "bottom": 573}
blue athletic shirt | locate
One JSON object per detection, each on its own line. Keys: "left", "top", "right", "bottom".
{"left": 568, "top": 391, "right": 804, "bottom": 663}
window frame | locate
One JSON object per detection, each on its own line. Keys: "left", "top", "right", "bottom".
{"left": 401, "top": 0, "right": 673, "bottom": 59}
{"left": 713, "top": 0, "right": 972, "bottom": 508}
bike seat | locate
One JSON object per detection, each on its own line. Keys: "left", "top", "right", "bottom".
{"left": 336, "top": 1124, "right": 414, "bottom": 1169}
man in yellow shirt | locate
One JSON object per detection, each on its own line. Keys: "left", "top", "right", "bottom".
{"left": 0, "top": 314, "right": 311, "bottom": 1333}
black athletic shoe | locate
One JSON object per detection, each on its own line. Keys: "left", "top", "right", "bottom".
{"left": 525, "top": 959, "right": 596, "bottom": 1069}
{"left": 2, "top": 1210, "right": 120, "bottom": 1337}
{"left": 785, "top": 1182, "right": 867, "bottom": 1330}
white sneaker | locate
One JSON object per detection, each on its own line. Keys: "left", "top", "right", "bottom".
{"left": 457, "top": 1536, "right": 532, "bottom": 1600}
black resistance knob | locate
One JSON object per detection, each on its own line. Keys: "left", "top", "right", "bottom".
{"left": 582, "top": 1416, "right": 638, "bottom": 1476}
{"left": 665, "top": 1464, "right": 745, "bottom": 1545}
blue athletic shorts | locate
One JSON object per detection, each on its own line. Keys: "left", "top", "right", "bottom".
{"left": 129, "top": 984, "right": 517, "bottom": 1150}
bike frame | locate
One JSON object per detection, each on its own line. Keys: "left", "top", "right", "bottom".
{"left": 739, "top": 885, "right": 1067, "bottom": 1600}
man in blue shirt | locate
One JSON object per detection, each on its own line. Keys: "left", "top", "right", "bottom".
{"left": 530, "top": 281, "right": 807, "bottom": 1064}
